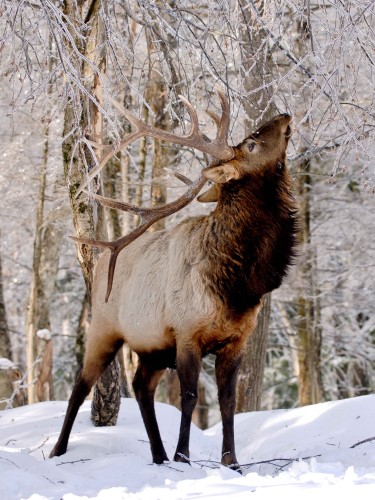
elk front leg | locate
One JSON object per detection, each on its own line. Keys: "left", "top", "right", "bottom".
{"left": 174, "top": 348, "right": 201, "bottom": 463}
{"left": 49, "top": 335, "right": 124, "bottom": 458}
{"left": 132, "top": 358, "right": 168, "bottom": 464}
{"left": 215, "top": 343, "right": 244, "bottom": 472}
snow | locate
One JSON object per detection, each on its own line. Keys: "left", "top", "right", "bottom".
{"left": 1, "top": 396, "right": 375, "bottom": 499}
{"left": 36, "top": 329, "right": 52, "bottom": 341}
{"left": 0, "top": 357, "right": 15, "bottom": 370}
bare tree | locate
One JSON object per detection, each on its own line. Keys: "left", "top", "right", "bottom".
{"left": 59, "top": 0, "right": 121, "bottom": 424}
{"left": 292, "top": 8, "right": 324, "bottom": 406}
{"left": 25, "top": 117, "right": 53, "bottom": 404}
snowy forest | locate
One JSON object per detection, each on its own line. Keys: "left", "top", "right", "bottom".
{"left": 0, "top": 0, "right": 375, "bottom": 430}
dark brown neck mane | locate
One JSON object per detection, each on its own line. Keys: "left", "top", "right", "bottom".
{"left": 203, "top": 163, "right": 298, "bottom": 316}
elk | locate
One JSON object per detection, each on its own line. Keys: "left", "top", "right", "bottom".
{"left": 49, "top": 89, "right": 297, "bottom": 471}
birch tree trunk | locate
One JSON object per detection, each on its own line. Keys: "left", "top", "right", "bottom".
{"left": 62, "top": 0, "right": 121, "bottom": 425}
{"left": 236, "top": 0, "right": 277, "bottom": 412}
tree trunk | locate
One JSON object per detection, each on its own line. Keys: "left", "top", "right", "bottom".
{"left": 237, "top": 294, "right": 271, "bottom": 411}
{"left": 236, "top": 0, "right": 277, "bottom": 412}
{"left": 25, "top": 118, "right": 66, "bottom": 404}
{"left": 25, "top": 121, "right": 49, "bottom": 404}
{"left": 0, "top": 241, "right": 15, "bottom": 409}
{"left": 295, "top": 163, "right": 323, "bottom": 405}
{"left": 62, "top": 0, "right": 121, "bottom": 424}
{"left": 102, "top": 156, "right": 131, "bottom": 397}
{"left": 0, "top": 242, "right": 11, "bottom": 361}
{"left": 91, "top": 357, "right": 122, "bottom": 426}
{"left": 293, "top": 16, "right": 324, "bottom": 406}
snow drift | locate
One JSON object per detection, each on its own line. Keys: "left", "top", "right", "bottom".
{"left": 1, "top": 395, "right": 375, "bottom": 499}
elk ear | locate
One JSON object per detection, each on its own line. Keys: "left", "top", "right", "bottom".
{"left": 197, "top": 184, "right": 219, "bottom": 203}
{"left": 202, "top": 163, "right": 241, "bottom": 184}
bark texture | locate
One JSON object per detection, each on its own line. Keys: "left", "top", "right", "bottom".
{"left": 294, "top": 16, "right": 324, "bottom": 406}
{"left": 0, "top": 244, "right": 14, "bottom": 409}
{"left": 91, "top": 357, "right": 121, "bottom": 426}
{"left": 62, "top": 0, "right": 121, "bottom": 423}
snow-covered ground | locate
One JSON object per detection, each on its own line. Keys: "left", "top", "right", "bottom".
{"left": 1, "top": 395, "right": 375, "bottom": 499}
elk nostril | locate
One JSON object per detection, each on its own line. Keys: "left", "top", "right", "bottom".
{"left": 281, "top": 113, "right": 291, "bottom": 119}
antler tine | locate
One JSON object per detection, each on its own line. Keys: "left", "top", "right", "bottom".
{"left": 164, "top": 167, "right": 193, "bottom": 186}
{"left": 72, "top": 174, "right": 208, "bottom": 302}
{"left": 177, "top": 95, "right": 201, "bottom": 138}
{"left": 84, "top": 191, "right": 157, "bottom": 217}
{"left": 201, "top": 89, "right": 231, "bottom": 150}
{"left": 205, "top": 109, "right": 221, "bottom": 129}
{"left": 214, "top": 87, "right": 231, "bottom": 144}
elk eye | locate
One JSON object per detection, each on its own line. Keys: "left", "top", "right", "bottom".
{"left": 247, "top": 141, "right": 256, "bottom": 152}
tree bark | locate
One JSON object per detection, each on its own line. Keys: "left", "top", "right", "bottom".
{"left": 25, "top": 120, "right": 50, "bottom": 404}
{"left": 295, "top": 163, "right": 323, "bottom": 405}
{"left": 25, "top": 117, "right": 66, "bottom": 404}
{"left": 236, "top": 0, "right": 277, "bottom": 412}
{"left": 293, "top": 16, "right": 324, "bottom": 406}
{"left": 236, "top": 294, "right": 271, "bottom": 411}
{"left": 62, "top": 0, "right": 121, "bottom": 424}
{"left": 0, "top": 242, "right": 11, "bottom": 361}
{"left": 0, "top": 241, "right": 15, "bottom": 409}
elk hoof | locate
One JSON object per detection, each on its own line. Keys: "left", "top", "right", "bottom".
{"left": 228, "top": 462, "right": 242, "bottom": 474}
{"left": 174, "top": 452, "right": 190, "bottom": 464}
{"left": 49, "top": 444, "right": 66, "bottom": 458}
{"left": 153, "top": 453, "right": 170, "bottom": 465}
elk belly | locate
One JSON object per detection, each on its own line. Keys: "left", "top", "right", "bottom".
{"left": 118, "top": 285, "right": 173, "bottom": 353}
{"left": 116, "top": 243, "right": 173, "bottom": 352}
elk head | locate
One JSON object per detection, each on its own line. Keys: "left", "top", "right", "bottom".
{"left": 198, "top": 114, "right": 292, "bottom": 202}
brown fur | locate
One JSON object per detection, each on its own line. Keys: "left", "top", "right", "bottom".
{"left": 50, "top": 114, "right": 297, "bottom": 471}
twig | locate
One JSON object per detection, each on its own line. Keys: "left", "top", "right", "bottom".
{"left": 350, "top": 436, "right": 375, "bottom": 449}
{"left": 27, "top": 437, "right": 49, "bottom": 454}
{"left": 42, "top": 475, "right": 56, "bottom": 485}
{"left": 0, "top": 456, "right": 21, "bottom": 469}
{"left": 160, "top": 463, "right": 185, "bottom": 473}
{"left": 240, "top": 454, "right": 322, "bottom": 471}
{"left": 56, "top": 458, "right": 92, "bottom": 466}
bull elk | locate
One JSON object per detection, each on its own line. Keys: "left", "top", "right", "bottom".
{"left": 49, "top": 89, "right": 298, "bottom": 471}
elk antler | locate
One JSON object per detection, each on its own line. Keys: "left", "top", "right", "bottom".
{"left": 75, "top": 88, "right": 234, "bottom": 198}
{"left": 72, "top": 88, "right": 233, "bottom": 302}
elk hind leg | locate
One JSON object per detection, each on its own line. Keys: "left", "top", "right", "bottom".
{"left": 49, "top": 333, "right": 124, "bottom": 458}
{"left": 174, "top": 347, "right": 201, "bottom": 463}
{"left": 132, "top": 356, "right": 168, "bottom": 464}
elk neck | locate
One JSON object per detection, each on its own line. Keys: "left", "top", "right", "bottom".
{"left": 201, "top": 163, "right": 298, "bottom": 318}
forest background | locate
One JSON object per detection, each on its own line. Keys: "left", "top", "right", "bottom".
{"left": 0, "top": 0, "right": 375, "bottom": 429}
